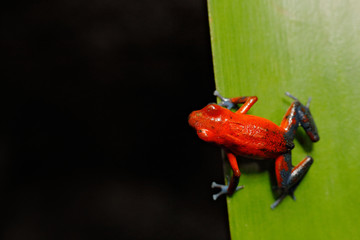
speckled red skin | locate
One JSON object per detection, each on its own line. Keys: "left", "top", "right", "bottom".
{"left": 188, "top": 104, "right": 293, "bottom": 160}
{"left": 189, "top": 93, "right": 319, "bottom": 208}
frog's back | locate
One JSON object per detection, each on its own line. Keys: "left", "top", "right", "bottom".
{"left": 221, "top": 114, "right": 292, "bottom": 159}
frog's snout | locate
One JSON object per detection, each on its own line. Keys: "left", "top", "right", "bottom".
{"left": 188, "top": 110, "right": 202, "bottom": 129}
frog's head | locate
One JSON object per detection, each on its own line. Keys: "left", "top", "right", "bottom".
{"left": 188, "top": 104, "right": 226, "bottom": 143}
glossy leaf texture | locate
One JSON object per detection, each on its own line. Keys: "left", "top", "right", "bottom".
{"left": 207, "top": 0, "right": 360, "bottom": 239}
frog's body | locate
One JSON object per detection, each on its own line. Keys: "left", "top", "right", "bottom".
{"left": 188, "top": 91, "right": 319, "bottom": 209}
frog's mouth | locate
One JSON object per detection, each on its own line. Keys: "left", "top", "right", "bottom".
{"left": 188, "top": 111, "right": 215, "bottom": 142}
{"left": 196, "top": 128, "right": 215, "bottom": 142}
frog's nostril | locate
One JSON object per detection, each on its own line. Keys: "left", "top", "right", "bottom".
{"left": 189, "top": 110, "right": 204, "bottom": 128}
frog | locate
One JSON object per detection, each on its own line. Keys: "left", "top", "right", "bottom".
{"left": 188, "top": 90, "right": 319, "bottom": 209}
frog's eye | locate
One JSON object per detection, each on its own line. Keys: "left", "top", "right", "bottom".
{"left": 206, "top": 104, "right": 221, "bottom": 117}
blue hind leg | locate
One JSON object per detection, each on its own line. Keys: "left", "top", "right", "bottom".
{"left": 272, "top": 153, "right": 314, "bottom": 209}
{"left": 281, "top": 92, "right": 320, "bottom": 142}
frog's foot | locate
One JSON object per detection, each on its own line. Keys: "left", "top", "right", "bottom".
{"left": 272, "top": 154, "right": 313, "bottom": 209}
{"left": 270, "top": 189, "right": 297, "bottom": 209}
{"left": 211, "top": 182, "right": 244, "bottom": 200}
{"left": 213, "top": 90, "right": 237, "bottom": 110}
{"left": 283, "top": 92, "right": 319, "bottom": 142}
{"left": 289, "top": 191, "right": 296, "bottom": 201}
{"left": 285, "top": 92, "right": 312, "bottom": 108}
{"left": 271, "top": 193, "right": 287, "bottom": 209}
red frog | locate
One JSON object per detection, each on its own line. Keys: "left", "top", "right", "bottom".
{"left": 188, "top": 91, "right": 319, "bottom": 209}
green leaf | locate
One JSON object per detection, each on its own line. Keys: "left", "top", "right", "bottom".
{"left": 207, "top": 0, "right": 360, "bottom": 239}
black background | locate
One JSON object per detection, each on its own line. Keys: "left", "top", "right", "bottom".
{"left": 1, "top": 0, "right": 229, "bottom": 239}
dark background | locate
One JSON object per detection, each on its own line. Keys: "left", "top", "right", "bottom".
{"left": 1, "top": 0, "right": 229, "bottom": 239}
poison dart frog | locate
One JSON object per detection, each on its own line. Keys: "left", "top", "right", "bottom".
{"left": 188, "top": 91, "right": 319, "bottom": 209}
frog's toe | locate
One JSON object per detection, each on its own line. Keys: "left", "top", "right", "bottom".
{"left": 213, "top": 90, "right": 236, "bottom": 110}
{"left": 271, "top": 194, "right": 287, "bottom": 209}
{"left": 211, "top": 182, "right": 228, "bottom": 200}
{"left": 289, "top": 192, "right": 296, "bottom": 201}
{"left": 271, "top": 190, "right": 297, "bottom": 209}
{"left": 218, "top": 99, "right": 236, "bottom": 110}
{"left": 213, "top": 90, "right": 225, "bottom": 100}
{"left": 285, "top": 92, "right": 299, "bottom": 101}
{"left": 220, "top": 101, "right": 237, "bottom": 110}
{"left": 211, "top": 182, "right": 244, "bottom": 200}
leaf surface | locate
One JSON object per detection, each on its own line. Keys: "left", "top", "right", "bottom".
{"left": 207, "top": 0, "right": 360, "bottom": 239}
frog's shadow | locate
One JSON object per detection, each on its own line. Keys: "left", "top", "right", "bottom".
{"left": 294, "top": 127, "right": 314, "bottom": 152}
{"left": 235, "top": 158, "right": 280, "bottom": 198}
{"left": 225, "top": 131, "right": 314, "bottom": 199}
